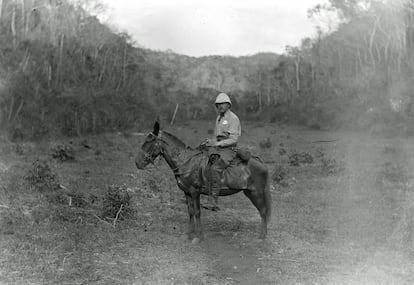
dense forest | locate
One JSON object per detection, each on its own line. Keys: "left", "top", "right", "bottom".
{"left": 0, "top": 0, "right": 413, "bottom": 140}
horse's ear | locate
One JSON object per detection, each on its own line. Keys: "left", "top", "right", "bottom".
{"left": 153, "top": 120, "right": 160, "bottom": 136}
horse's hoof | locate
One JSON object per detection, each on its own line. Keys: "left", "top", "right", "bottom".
{"left": 191, "top": 237, "right": 201, "bottom": 244}
{"left": 211, "top": 206, "right": 220, "bottom": 211}
{"left": 202, "top": 204, "right": 220, "bottom": 211}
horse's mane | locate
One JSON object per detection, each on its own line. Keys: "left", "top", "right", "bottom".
{"left": 162, "top": 131, "right": 207, "bottom": 172}
{"left": 161, "top": 131, "right": 189, "bottom": 150}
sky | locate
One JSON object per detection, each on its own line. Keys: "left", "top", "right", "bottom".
{"left": 99, "top": 0, "right": 329, "bottom": 57}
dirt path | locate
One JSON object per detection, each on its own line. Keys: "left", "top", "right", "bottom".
{"left": 315, "top": 134, "right": 414, "bottom": 284}
{"left": 202, "top": 232, "right": 268, "bottom": 285}
{"left": 200, "top": 132, "right": 414, "bottom": 285}
{"left": 326, "top": 135, "right": 393, "bottom": 248}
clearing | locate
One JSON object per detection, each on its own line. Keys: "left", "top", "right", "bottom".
{"left": 1, "top": 120, "right": 414, "bottom": 284}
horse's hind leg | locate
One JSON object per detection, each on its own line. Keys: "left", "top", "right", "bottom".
{"left": 185, "top": 193, "right": 195, "bottom": 239}
{"left": 191, "top": 190, "right": 203, "bottom": 243}
{"left": 243, "top": 190, "right": 268, "bottom": 239}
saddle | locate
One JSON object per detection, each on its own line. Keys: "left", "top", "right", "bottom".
{"left": 207, "top": 146, "right": 251, "bottom": 164}
{"left": 204, "top": 146, "right": 253, "bottom": 190}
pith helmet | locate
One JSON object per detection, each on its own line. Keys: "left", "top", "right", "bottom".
{"left": 215, "top": 93, "right": 232, "bottom": 106}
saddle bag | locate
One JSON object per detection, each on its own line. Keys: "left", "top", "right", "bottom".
{"left": 236, "top": 147, "right": 251, "bottom": 162}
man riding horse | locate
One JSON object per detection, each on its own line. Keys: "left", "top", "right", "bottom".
{"left": 135, "top": 104, "right": 271, "bottom": 240}
{"left": 204, "top": 93, "right": 241, "bottom": 211}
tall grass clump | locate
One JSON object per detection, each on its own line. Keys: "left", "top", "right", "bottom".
{"left": 102, "top": 184, "right": 134, "bottom": 222}
{"left": 25, "top": 159, "right": 60, "bottom": 192}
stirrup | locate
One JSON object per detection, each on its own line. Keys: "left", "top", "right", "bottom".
{"left": 203, "top": 195, "right": 220, "bottom": 211}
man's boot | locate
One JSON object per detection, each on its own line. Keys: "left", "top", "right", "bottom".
{"left": 208, "top": 172, "right": 221, "bottom": 211}
{"left": 206, "top": 160, "right": 222, "bottom": 211}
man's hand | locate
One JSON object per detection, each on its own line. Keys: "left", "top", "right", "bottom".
{"left": 198, "top": 139, "right": 215, "bottom": 149}
{"left": 205, "top": 138, "right": 218, "bottom": 147}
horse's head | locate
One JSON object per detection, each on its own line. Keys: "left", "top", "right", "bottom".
{"left": 135, "top": 121, "right": 165, "bottom": 169}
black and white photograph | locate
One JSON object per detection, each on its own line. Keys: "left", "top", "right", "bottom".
{"left": 1, "top": 0, "right": 414, "bottom": 284}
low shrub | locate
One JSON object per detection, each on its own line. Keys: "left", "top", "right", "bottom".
{"left": 102, "top": 184, "right": 134, "bottom": 221}
{"left": 25, "top": 159, "right": 60, "bottom": 192}
{"left": 272, "top": 164, "right": 289, "bottom": 185}
{"left": 51, "top": 144, "right": 75, "bottom": 162}
{"left": 321, "top": 157, "right": 345, "bottom": 175}
{"left": 278, "top": 148, "right": 287, "bottom": 155}
{"left": 289, "top": 151, "right": 314, "bottom": 166}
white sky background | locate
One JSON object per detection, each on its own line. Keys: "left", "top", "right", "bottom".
{"left": 99, "top": 0, "right": 329, "bottom": 57}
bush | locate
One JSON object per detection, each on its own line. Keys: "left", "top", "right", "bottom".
{"left": 102, "top": 184, "right": 134, "bottom": 221}
{"left": 289, "top": 151, "right": 314, "bottom": 166}
{"left": 278, "top": 148, "right": 287, "bottom": 155}
{"left": 25, "top": 159, "right": 60, "bottom": 192}
{"left": 321, "top": 157, "right": 345, "bottom": 175}
{"left": 46, "top": 190, "right": 91, "bottom": 208}
{"left": 51, "top": 144, "right": 75, "bottom": 162}
{"left": 272, "top": 164, "right": 289, "bottom": 185}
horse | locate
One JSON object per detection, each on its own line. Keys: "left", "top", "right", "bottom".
{"left": 135, "top": 121, "right": 271, "bottom": 243}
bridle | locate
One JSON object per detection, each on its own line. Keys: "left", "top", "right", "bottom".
{"left": 141, "top": 132, "right": 201, "bottom": 176}
{"left": 142, "top": 133, "right": 166, "bottom": 166}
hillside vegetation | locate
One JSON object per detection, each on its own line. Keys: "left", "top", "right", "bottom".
{"left": 0, "top": 0, "right": 413, "bottom": 139}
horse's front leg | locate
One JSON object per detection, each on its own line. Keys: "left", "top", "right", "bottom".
{"left": 185, "top": 193, "right": 195, "bottom": 239}
{"left": 191, "top": 188, "right": 203, "bottom": 244}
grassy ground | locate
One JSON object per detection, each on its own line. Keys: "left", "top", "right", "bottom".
{"left": 1, "top": 120, "right": 414, "bottom": 284}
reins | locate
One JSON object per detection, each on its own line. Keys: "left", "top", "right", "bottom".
{"left": 162, "top": 150, "right": 204, "bottom": 177}
{"left": 143, "top": 133, "right": 203, "bottom": 177}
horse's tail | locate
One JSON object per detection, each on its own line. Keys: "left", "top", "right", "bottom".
{"left": 263, "top": 169, "right": 272, "bottom": 223}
